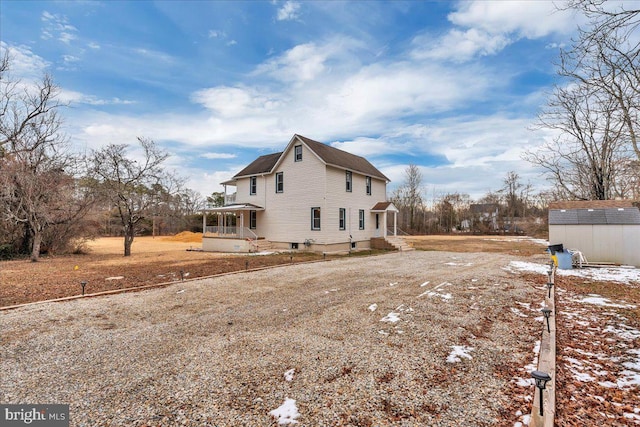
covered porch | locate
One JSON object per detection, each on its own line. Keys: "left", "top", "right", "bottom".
{"left": 202, "top": 203, "right": 264, "bottom": 253}
{"left": 371, "top": 201, "right": 399, "bottom": 238}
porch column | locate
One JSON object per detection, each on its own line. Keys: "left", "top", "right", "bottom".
{"left": 240, "top": 213, "right": 244, "bottom": 238}
{"left": 393, "top": 211, "right": 397, "bottom": 236}
{"left": 202, "top": 211, "right": 206, "bottom": 235}
{"left": 383, "top": 212, "right": 388, "bottom": 237}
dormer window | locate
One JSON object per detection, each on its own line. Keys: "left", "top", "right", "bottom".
{"left": 346, "top": 171, "right": 352, "bottom": 192}
{"left": 294, "top": 145, "right": 302, "bottom": 162}
{"left": 250, "top": 176, "right": 257, "bottom": 195}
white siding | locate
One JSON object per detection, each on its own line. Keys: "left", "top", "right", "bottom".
{"left": 260, "top": 143, "right": 327, "bottom": 244}
{"left": 549, "top": 224, "right": 640, "bottom": 266}
{"left": 235, "top": 175, "right": 267, "bottom": 207}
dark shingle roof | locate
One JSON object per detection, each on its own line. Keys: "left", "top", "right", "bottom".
{"left": 549, "top": 204, "right": 640, "bottom": 225}
{"left": 233, "top": 152, "right": 282, "bottom": 178}
{"left": 295, "top": 135, "right": 389, "bottom": 181}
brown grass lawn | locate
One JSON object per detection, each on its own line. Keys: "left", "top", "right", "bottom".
{"left": 1, "top": 234, "right": 547, "bottom": 307}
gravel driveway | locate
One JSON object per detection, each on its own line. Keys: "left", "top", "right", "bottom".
{"left": 1, "top": 251, "right": 543, "bottom": 426}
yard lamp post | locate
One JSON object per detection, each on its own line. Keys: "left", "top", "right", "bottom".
{"left": 547, "top": 268, "right": 553, "bottom": 283}
{"left": 541, "top": 307, "right": 552, "bottom": 333}
{"left": 80, "top": 281, "right": 87, "bottom": 296}
{"left": 546, "top": 282, "right": 554, "bottom": 299}
{"left": 180, "top": 270, "right": 184, "bottom": 281}
{"left": 531, "top": 370, "right": 552, "bottom": 416}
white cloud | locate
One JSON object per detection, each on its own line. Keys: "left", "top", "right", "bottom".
{"left": 87, "top": 42, "right": 101, "bottom": 49}
{"left": 208, "top": 30, "right": 226, "bottom": 38}
{"left": 41, "top": 11, "right": 78, "bottom": 45}
{"left": 277, "top": 1, "right": 301, "bottom": 21}
{"left": 0, "top": 42, "right": 50, "bottom": 78}
{"left": 59, "top": 89, "right": 136, "bottom": 106}
{"left": 200, "top": 152, "right": 237, "bottom": 159}
{"left": 448, "top": 1, "right": 576, "bottom": 39}
{"left": 412, "top": 1, "right": 578, "bottom": 62}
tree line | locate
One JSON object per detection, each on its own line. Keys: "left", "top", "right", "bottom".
{"left": 0, "top": 54, "right": 205, "bottom": 261}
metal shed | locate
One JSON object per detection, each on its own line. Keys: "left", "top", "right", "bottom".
{"left": 548, "top": 200, "right": 640, "bottom": 267}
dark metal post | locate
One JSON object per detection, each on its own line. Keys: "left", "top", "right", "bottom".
{"left": 531, "top": 370, "right": 552, "bottom": 416}
{"left": 80, "top": 281, "right": 87, "bottom": 295}
{"left": 541, "top": 307, "right": 552, "bottom": 333}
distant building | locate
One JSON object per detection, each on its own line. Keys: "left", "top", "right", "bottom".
{"left": 548, "top": 200, "right": 640, "bottom": 266}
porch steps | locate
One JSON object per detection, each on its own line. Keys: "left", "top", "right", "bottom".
{"left": 384, "top": 236, "right": 415, "bottom": 252}
{"left": 254, "top": 239, "right": 273, "bottom": 252}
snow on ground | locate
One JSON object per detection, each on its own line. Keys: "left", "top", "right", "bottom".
{"left": 506, "top": 261, "right": 640, "bottom": 285}
{"left": 380, "top": 312, "right": 400, "bottom": 323}
{"left": 446, "top": 345, "right": 474, "bottom": 363}
{"left": 368, "top": 303, "right": 377, "bottom": 312}
{"left": 269, "top": 398, "right": 300, "bottom": 425}
{"left": 418, "top": 281, "right": 453, "bottom": 300}
{"left": 284, "top": 369, "right": 295, "bottom": 382}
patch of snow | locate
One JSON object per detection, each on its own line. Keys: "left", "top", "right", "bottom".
{"left": 269, "top": 398, "right": 300, "bottom": 425}
{"left": 420, "top": 281, "right": 430, "bottom": 287}
{"left": 510, "top": 307, "right": 528, "bottom": 318}
{"left": 105, "top": 276, "right": 124, "bottom": 281}
{"left": 576, "top": 295, "right": 637, "bottom": 309}
{"left": 446, "top": 345, "right": 474, "bottom": 363}
{"left": 368, "top": 303, "right": 378, "bottom": 312}
{"left": 444, "top": 262, "right": 473, "bottom": 267}
{"left": 506, "top": 261, "right": 640, "bottom": 284}
{"left": 380, "top": 312, "right": 400, "bottom": 323}
{"left": 603, "top": 324, "right": 640, "bottom": 340}
{"left": 418, "top": 290, "right": 453, "bottom": 300}
{"left": 284, "top": 369, "right": 295, "bottom": 382}
{"left": 389, "top": 282, "right": 398, "bottom": 287}
{"left": 571, "top": 370, "right": 596, "bottom": 382}
{"left": 176, "top": 289, "right": 185, "bottom": 294}
{"left": 378, "top": 330, "right": 389, "bottom": 336}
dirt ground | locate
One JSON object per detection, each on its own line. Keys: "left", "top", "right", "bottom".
{"left": 0, "top": 233, "right": 545, "bottom": 307}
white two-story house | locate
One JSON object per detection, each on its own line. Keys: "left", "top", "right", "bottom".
{"left": 203, "top": 134, "right": 399, "bottom": 253}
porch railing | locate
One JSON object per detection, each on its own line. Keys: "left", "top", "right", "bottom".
{"left": 224, "top": 193, "right": 236, "bottom": 205}
{"left": 204, "top": 226, "right": 258, "bottom": 240}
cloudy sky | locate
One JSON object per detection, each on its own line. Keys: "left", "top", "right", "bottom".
{"left": 1, "top": 1, "right": 587, "bottom": 200}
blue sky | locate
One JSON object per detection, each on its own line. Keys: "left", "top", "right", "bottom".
{"left": 1, "top": 0, "right": 587, "bottom": 201}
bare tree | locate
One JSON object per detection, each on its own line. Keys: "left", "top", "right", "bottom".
{"left": 0, "top": 53, "right": 93, "bottom": 261}
{"left": 89, "top": 137, "right": 174, "bottom": 256}
{"left": 527, "top": 79, "right": 627, "bottom": 199}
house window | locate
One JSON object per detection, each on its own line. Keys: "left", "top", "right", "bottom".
{"left": 291, "top": 242, "right": 299, "bottom": 249}
{"left": 294, "top": 145, "right": 302, "bottom": 162}
{"left": 275, "top": 172, "right": 284, "bottom": 193}
{"left": 366, "top": 176, "right": 371, "bottom": 195}
{"left": 359, "top": 209, "right": 365, "bottom": 230}
{"left": 311, "top": 207, "right": 321, "bottom": 230}
{"left": 249, "top": 210, "right": 257, "bottom": 229}
{"left": 250, "top": 176, "right": 257, "bottom": 195}
{"left": 339, "top": 208, "right": 346, "bottom": 230}
{"left": 346, "top": 171, "right": 352, "bottom": 192}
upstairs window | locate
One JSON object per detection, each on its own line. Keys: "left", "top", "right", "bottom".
{"left": 339, "top": 208, "right": 346, "bottom": 230}
{"left": 275, "top": 172, "right": 284, "bottom": 193}
{"left": 294, "top": 145, "right": 302, "bottom": 162}
{"left": 311, "top": 207, "right": 321, "bottom": 230}
{"left": 359, "top": 209, "right": 365, "bottom": 230}
{"left": 366, "top": 176, "right": 372, "bottom": 195}
{"left": 346, "top": 171, "right": 352, "bottom": 192}
{"left": 250, "top": 176, "right": 257, "bottom": 195}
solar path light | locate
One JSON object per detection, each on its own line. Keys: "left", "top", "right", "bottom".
{"left": 541, "top": 307, "right": 552, "bottom": 333}
{"left": 546, "top": 282, "right": 554, "bottom": 299}
{"left": 531, "top": 370, "right": 552, "bottom": 416}
{"left": 80, "top": 281, "right": 87, "bottom": 296}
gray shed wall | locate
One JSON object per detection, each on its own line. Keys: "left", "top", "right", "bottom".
{"left": 549, "top": 224, "right": 640, "bottom": 266}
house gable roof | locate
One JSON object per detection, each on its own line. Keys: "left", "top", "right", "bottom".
{"left": 549, "top": 200, "right": 640, "bottom": 225}
{"left": 233, "top": 152, "right": 282, "bottom": 178}
{"left": 294, "top": 134, "right": 390, "bottom": 181}
{"left": 228, "top": 134, "right": 390, "bottom": 182}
